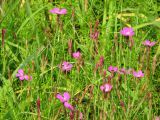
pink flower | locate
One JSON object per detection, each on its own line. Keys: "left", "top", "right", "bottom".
{"left": 24, "top": 75, "right": 29, "bottom": 80}
{"left": 154, "top": 116, "right": 160, "bottom": 120}
{"left": 108, "top": 66, "right": 118, "bottom": 73}
{"left": 100, "top": 83, "right": 113, "bottom": 92}
{"left": 79, "top": 112, "right": 83, "bottom": 120}
{"left": 56, "top": 92, "right": 74, "bottom": 111}
{"left": 61, "top": 61, "right": 73, "bottom": 72}
{"left": 133, "top": 70, "right": 144, "bottom": 78}
{"left": 56, "top": 92, "right": 70, "bottom": 103}
{"left": 49, "top": 8, "right": 67, "bottom": 15}
{"left": 16, "top": 69, "right": 24, "bottom": 80}
{"left": 16, "top": 69, "right": 30, "bottom": 80}
{"left": 72, "top": 51, "right": 81, "bottom": 59}
{"left": 120, "top": 27, "right": 134, "bottom": 37}
{"left": 64, "top": 102, "right": 74, "bottom": 111}
{"left": 143, "top": 40, "right": 156, "bottom": 47}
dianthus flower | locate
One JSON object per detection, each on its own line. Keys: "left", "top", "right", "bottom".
{"left": 142, "top": 40, "right": 156, "bottom": 47}
{"left": 61, "top": 61, "right": 73, "bottom": 72}
{"left": 120, "top": 27, "right": 134, "bottom": 37}
{"left": 56, "top": 92, "right": 70, "bottom": 103}
{"left": 133, "top": 70, "right": 144, "bottom": 78}
{"left": 108, "top": 66, "right": 118, "bottom": 73}
{"left": 56, "top": 92, "right": 74, "bottom": 111}
{"left": 100, "top": 83, "right": 113, "bottom": 93}
{"left": 16, "top": 69, "right": 30, "bottom": 80}
{"left": 72, "top": 51, "right": 81, "bottom": 59}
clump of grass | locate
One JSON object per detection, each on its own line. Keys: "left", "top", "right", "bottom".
{"left": 0, "top": 0, "right": 160, "bottom": 120}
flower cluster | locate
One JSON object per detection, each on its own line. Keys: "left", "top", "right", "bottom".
{"left": 56, "top": 92, "right": 74, "bottom": 111}
{"left": 56, "top": 92, "right": 83, "bottom": 119}
{"left": 16, "top": 69, "right": 32, "bottom": 81}
{"left": 61, "top": 61, "right": 73, "bottom": 72}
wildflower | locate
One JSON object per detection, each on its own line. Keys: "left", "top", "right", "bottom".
{"left": 133, "top": 70, "right": 144, "bottom": 78}
{"left": 142, "top": 40, "right": 156, "bottom": 47}
{"left": 49, "top": 8, "right": 67, "bottom": 15}
{"left": 61, "top": 61, "right": 73, "bottom": 72}
{"left": 79, "top": 112, "right": 83, "bottom": 120}
{"left": 108, "top": 66, "right": 118, "bottom": 73}
{"left": 154, "top": 116, "right": 160, "bottom": 120}
{"left": 100, "top": 83, "right": 113, "bottom": 92}
{"left": 120, "top": 27, "right": 134, "bottom": 37}
{"left": 72, "top": 51, "right": 81, "bottom": 59}
{"left": 56, "top": 92, "right": 70, "bottom": 103}
{"left": 56, "top": 92, "right": 74, "bottom": 111}
{"left": 16, "top": 69, "right": 30, "bottom": 80}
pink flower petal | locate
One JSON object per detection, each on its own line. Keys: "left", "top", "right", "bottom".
{"left": 79, "top": 112, "right": 83, "bottom": 120}
{"left": 72, "top": 51, "right": 81, "bottom": 59}
{"left": 133, "top": 70, "right": 144, "bottom": 78}
{"left": 100, "top": 83, "right": 112, "bottom": 93}
{"left": 120, "top": 27, "right": 134, "bottom": 37}
{"left": 19, "top": 76, "right": 25, "bottom": 80}
{"left": 64, "top": 102, "right": 74, "bottom": 111}
{"left": 108, "top": 66, "right": 113, "bottom": 72}
{"left": 29, "top": 76, "right": 33, "bottom": 80}
{"left": 104, "top": 84, "right": 112, "bottom": 92}
{"left": 49, "top": 8, "right": 60, "bottom": 14}
{"left": 61, "top": 61, "right": 73, "bottom": 72}
{"left": 143, "top": 40, "right": 156, "bottom": 47}
{"left": 24, "top": 75, "right": 29, "bottom": 80}
{"left": 60, "top": 8, "right": 67, "bottom": 14}
{"left": 108, "top": 66, "right": 118, "bottom": 72}
{"left": 150, "top": 41, "right": 156, "bottom": 46}
{"left": 16, "top": 73, "right": 21, "bottom": 77}
{"left": 63, "top": 92, "right": 70, "bottom": 101}
{"left": 18, "top": 69, "right": 24, "bottom": 75}
{"left": 100, "top": 85, "right": 104, "bottom": 91}
{"left": 49, "top": 8, "right": 67, "bottom": 15}
{"left": 56, "top": 94, "right": 65, "bottom": 103}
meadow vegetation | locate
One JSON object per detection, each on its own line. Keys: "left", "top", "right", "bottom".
{"left": 0, "top": 0, "right": 160, "bottom": 120}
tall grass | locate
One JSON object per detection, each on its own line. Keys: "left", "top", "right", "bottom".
{"left": 0, "top": 0, "right": 160, "bottom": 120}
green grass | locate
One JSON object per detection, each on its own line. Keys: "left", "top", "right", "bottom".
{"left": 0, "top": 0, "right": 160, "bottom": 120}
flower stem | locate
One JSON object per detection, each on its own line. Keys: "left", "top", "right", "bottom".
{"left": 146, "top": 47, "right": 151, "bottom": 78}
